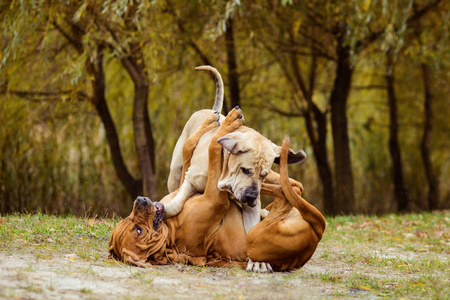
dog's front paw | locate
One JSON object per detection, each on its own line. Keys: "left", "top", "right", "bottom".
{"left": 289, "top": 178, "right": 304, "bottom": 194}
{"left": 201, "top": 112, "right": 221, "bottom": 130}
{"left": 220, "top": 106, "right": 244, "bottom": 132}
{"left": 246, "top": 258, "right": 273, "bottom": 273}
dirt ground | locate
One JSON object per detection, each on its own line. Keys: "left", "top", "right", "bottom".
{"left": 0, "top": 247, "right": 354, "bottom": 300}
{"left": 3, "top": 244, "right": 445, "bottom": 300}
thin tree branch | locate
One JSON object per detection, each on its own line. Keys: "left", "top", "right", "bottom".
{"left": 51, "top": 21, "right": 83, "bottom": 54}
{"left": 353, "top": 85, "right": 388, "bottom": 90}
{"left": 265, "top": 101, "right": 304, "bottom": 118}
{"left": 4, "top": 89, "right": 89, "bottom": 102}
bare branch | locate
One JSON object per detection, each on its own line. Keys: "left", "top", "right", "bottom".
{"left": 52, "top": 21, "right": 83, "bottom": 54}
{"left": 4, "top": 89, "right": 89, "bottom": 102}
{"left": 265, "top": 101, "right": 304, "bottom": 118}
{"left": 353, "top": 85, "right": 388, "bottom": 90}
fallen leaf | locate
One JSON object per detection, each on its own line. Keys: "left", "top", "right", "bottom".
{"left": 433, "top": 231, "right": 443, "bottom": 238}
{"left": 404, "top": 233, "right": 415, "bottom": 239}
{"left": 414, "top": 230, "right": 428, "bottom": 238}
{"left": 359, "top": 285, "right": 373, "bottom": 291}
{"left": 410, "top": 282, "right": 425, "bottom": 286}
{"left": 65, "top": 253, "right": 78, "bottom": 260}
{"left": 402, "top": 220, "right": 419, "bottom": 226}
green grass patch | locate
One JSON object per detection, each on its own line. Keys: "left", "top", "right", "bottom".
{"left": 0, "top": 213, "right": 116, "bottom": 261}
{"left": 323, "top": 211, "right": 449, "bottom": 253}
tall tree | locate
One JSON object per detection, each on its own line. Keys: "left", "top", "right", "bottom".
{"left": 246, "top": 1, "right": 357, "bottom": 214}
{"left": 244, "top": 0, "right": 443, "bottom": 214}
{"left": 419, "top": 63, "right": 440, "bottom": 210}
{"left": 225, "top": 17, "right": 241, "bottom": 108}
{"left": 385, "top": 51, "right": 409, "bottom": 211}
{"left": 1, "top": 0, "right": 158, "bottom": 199}
{"left": 412, "top": 4, "right": 441, "bottom": 210}
{"left": 284, "top": 27, "right": 336, "bottom": 215}
{"left": 329, "top": 23, "right": 355, "bottom": 213}
{"left": 56, "top": 2, "right": 158, "bottom": 199}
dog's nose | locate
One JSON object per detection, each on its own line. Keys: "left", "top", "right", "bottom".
{"left": 241, "top": 191, "right": 258, "bottom": 207}
{"left": 244, "top": 197, "right": 258, "bottom": 207}
{"left": 136, "top": 196, "right": 151, "bottom": 206}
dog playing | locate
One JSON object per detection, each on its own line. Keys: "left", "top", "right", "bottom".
{"left": 109, "top": 108, "right": 325, "bottom": 271}
{"left": 165, "top": 66, "right": 306, "bottom": 234}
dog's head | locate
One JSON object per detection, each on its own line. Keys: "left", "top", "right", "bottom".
{"left": 108, "top": 196, "right": 167, "bottom": 267}
{"left": 217, "top": 129, "right": 306, "bottom": 207}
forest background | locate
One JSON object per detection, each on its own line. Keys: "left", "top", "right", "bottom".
{"left": 0, "top": 0, "right": 448, "bottom": 217}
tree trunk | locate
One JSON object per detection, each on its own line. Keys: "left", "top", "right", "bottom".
{"left": 330, "top": 38, "right": 355, "bottom": 214}
{"left": 385, "top": 53, "right": 409, "bottom": 211}
{"left": 55, "top": 23, "right": 143, "bottom": 200}
{"left": 121, "top": 44, "right": 157, "bottom": 200}
{"left": 288, "top": 33, "right": 335, "bottom": 214}
{"left": 225, "top": 18, "right": 241, "bottom": 108}
{"left": 304, "top": 107, "right": 336, "bottom": 214}
{"left": 420, "top": 63, "right": 440, "bottom": 210}
{"left": 412, "top": 4, "right": 440, "bottom": 211}
{"left": 89, "top": 45, "right": 142, "bottom": 198}
{"left": 132, "top": 82, "right": 156, "bottom": 199}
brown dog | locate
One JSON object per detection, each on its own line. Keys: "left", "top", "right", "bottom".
{"left": 109, "top": 108, "right": 326, "bottom": 271}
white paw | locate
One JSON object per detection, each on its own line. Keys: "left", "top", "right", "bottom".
{"left": 260, "top": 208, "right": 269, "bottom": 219}
{"left": 246, "top": 258, "right": 273, "bottom": 273}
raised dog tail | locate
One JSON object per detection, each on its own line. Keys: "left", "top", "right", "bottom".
{"left": 194, "top": 65, "right": 224, "bottom": 113}
{"left": 279, "top": 137, "right": 326, "bottom": 240}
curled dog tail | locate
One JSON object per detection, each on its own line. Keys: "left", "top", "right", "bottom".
{"left": 194, "top": 65, "right": 224, "bottom": 113}
{"left": 280, "top": 137, "right": 326, "bottom": 240}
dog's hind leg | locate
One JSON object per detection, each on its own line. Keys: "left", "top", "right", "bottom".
{"left": 164, "top": 113, "right": 220, "bottom": 218}
{"left": 246, "top": 138, "right": 325, "bottom": 271}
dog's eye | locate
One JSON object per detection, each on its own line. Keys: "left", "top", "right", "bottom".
{"left": 241, "top": 168, "right": 252, "bottom": 175}
{"left": 135, "top": 226, "right": 142, "bottom": 236}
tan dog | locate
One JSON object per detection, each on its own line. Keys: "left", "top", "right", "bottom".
{"left": 109, "top": 108, "right": 326, "bottom": 271}
{"left": 165, "top": 66, "right": 306, "bottom": 235}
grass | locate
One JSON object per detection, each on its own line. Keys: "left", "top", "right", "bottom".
{"left": 302, "top": 211, "right": 450, "bottom": 298}
{"left": 0, "top": 211, "right": 448, "bottom": 299}
{"left": 0, "top": 213, "right": 115, "bottom": 261}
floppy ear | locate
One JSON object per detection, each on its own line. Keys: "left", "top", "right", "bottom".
{"left": 123, "top": 249, "right": 154, "bottom": 268}
{"left": 217, "top": 132, "right": 247, "bottom": 154}
{"left": 272, "top": 143, "right": 307, "bottom": 164}
{"left": 108, "top": 244, "right": 120, "bottom": 260}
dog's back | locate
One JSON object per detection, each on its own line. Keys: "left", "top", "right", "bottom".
{"left": 168, "top": 109, "right": 225, "bottom": 192}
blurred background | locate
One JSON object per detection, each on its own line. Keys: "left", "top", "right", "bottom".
{"left": 1, "top": 0, "right": 448, "bottom": 217}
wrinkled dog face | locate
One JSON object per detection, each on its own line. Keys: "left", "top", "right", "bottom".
{"left": 217, "top": 130, "right": 307, "bottom": 207}
{"left": 109, "top": 196, "right": 165, "bottom": 266}
{"left": 217, "top": 131, "right": 281, "bottom": 207}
